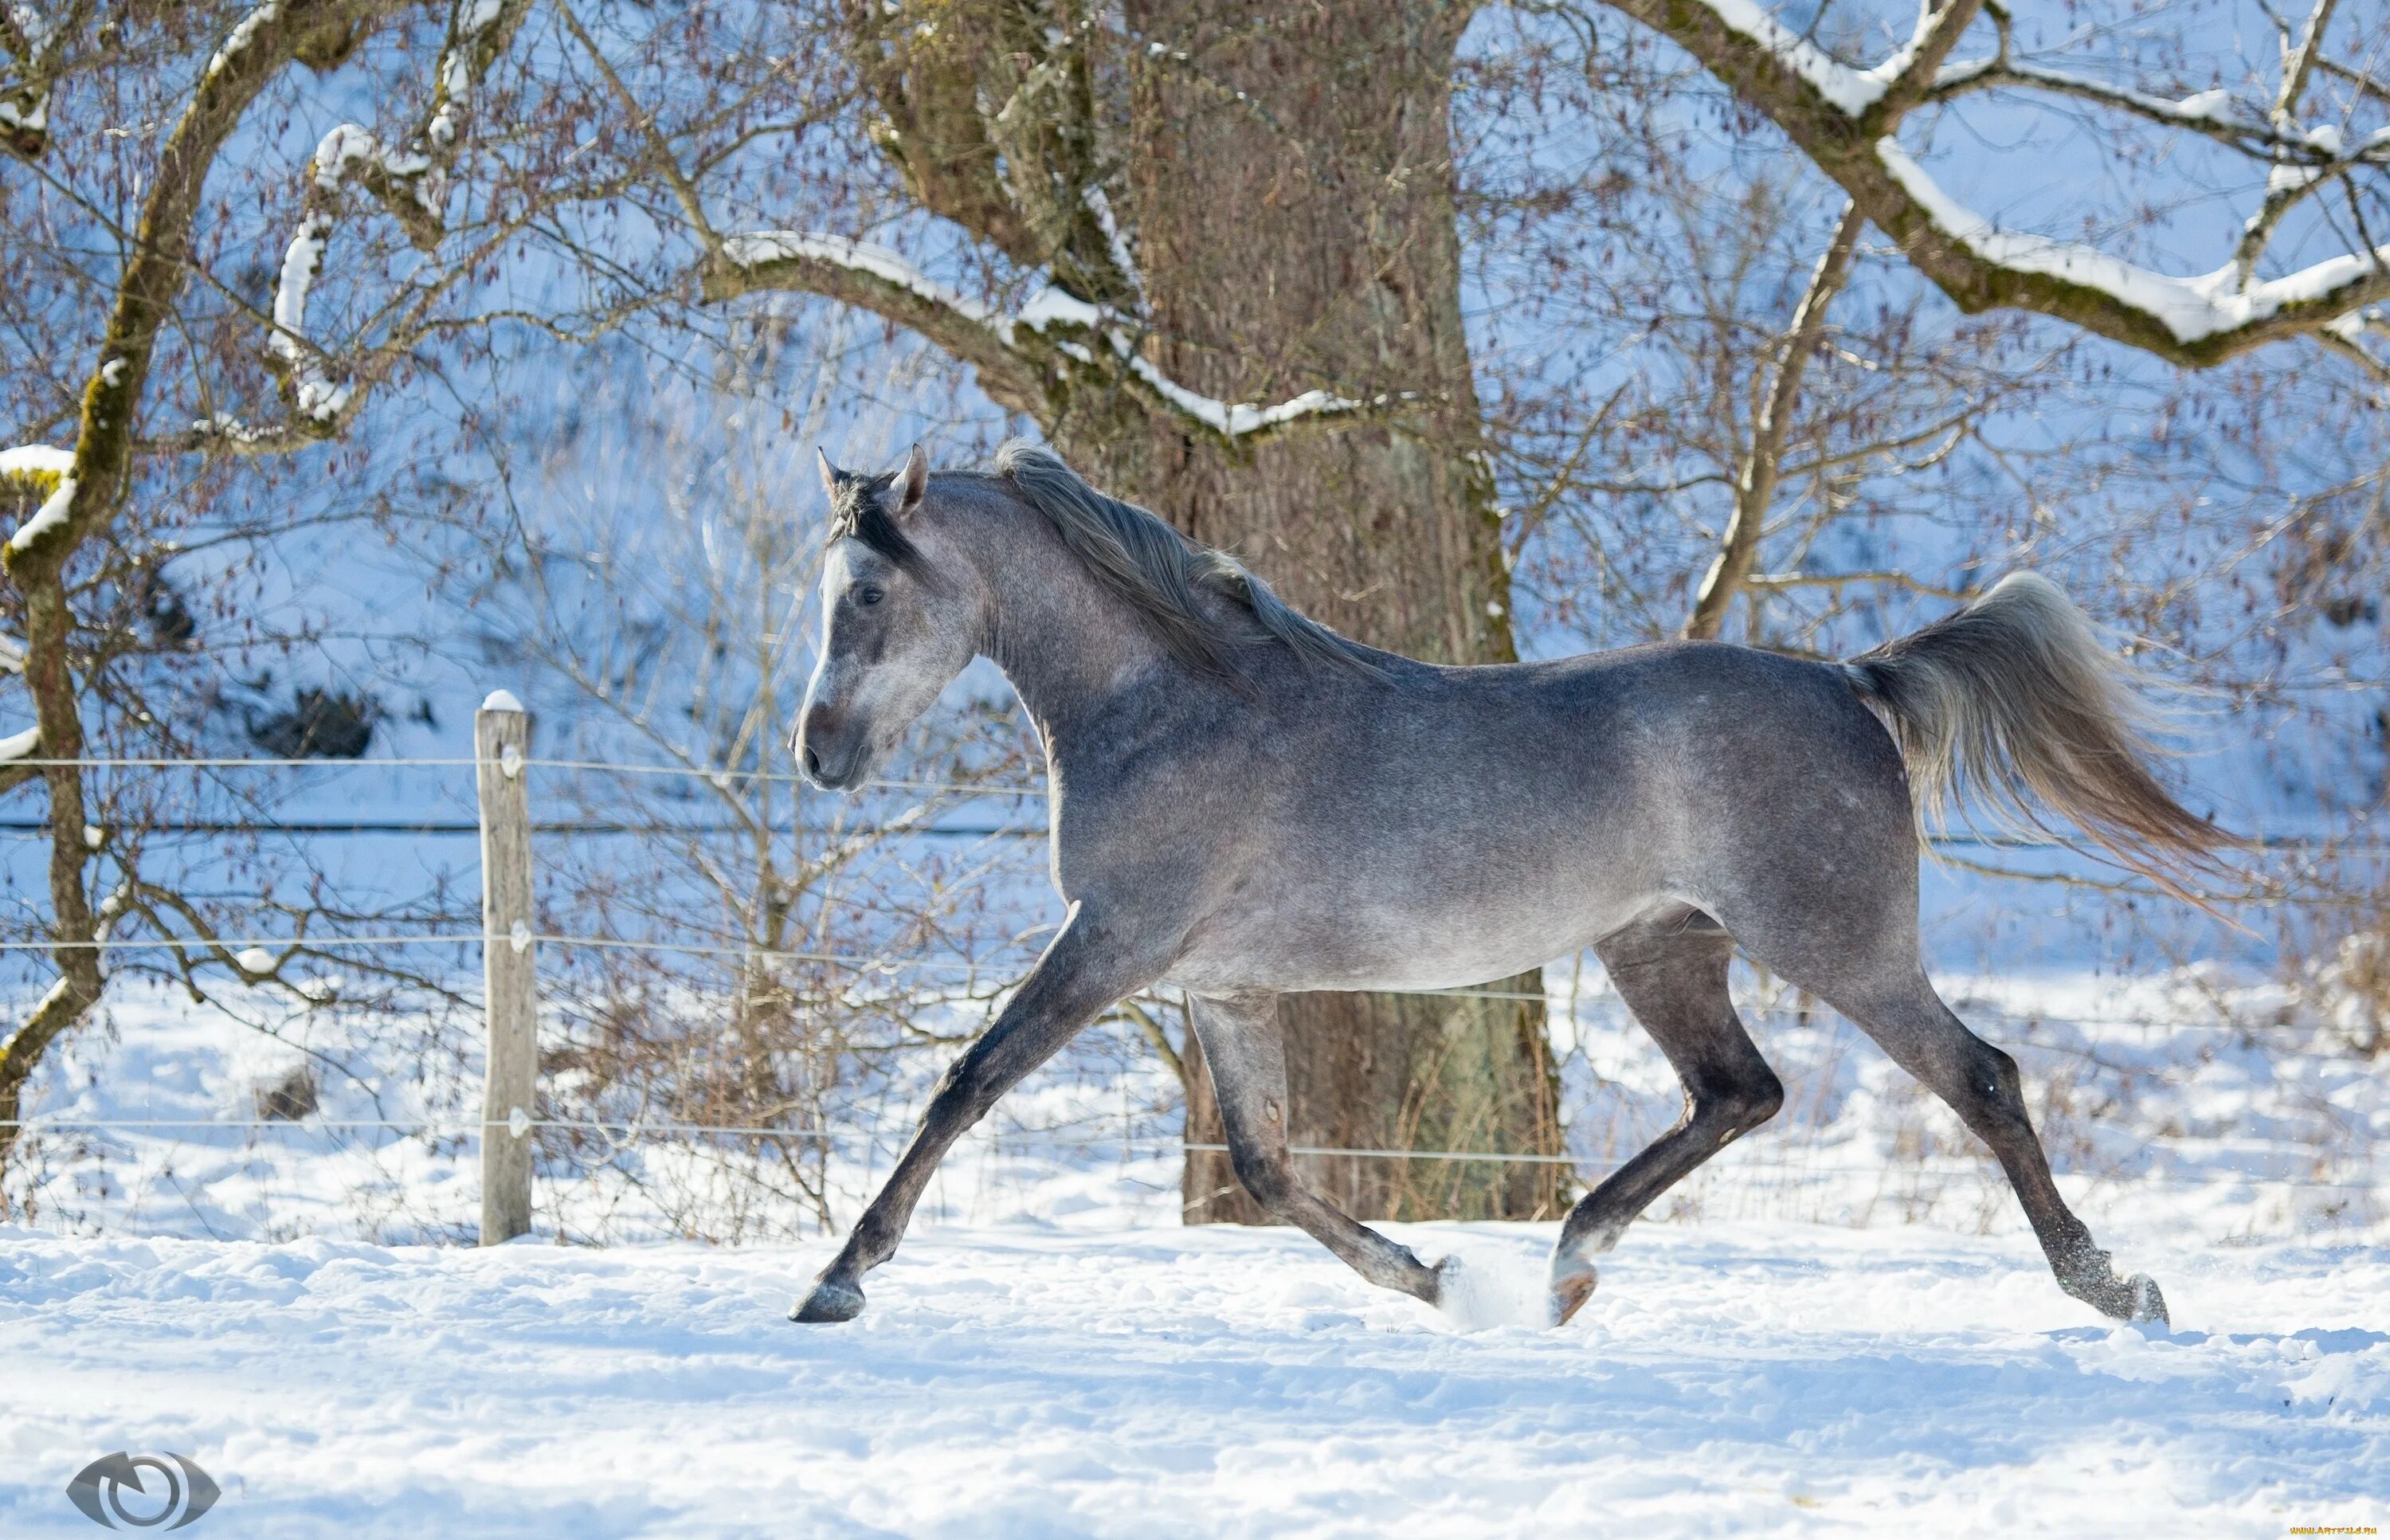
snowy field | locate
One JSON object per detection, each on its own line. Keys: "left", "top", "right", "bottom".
{"left": 3, "top": 1219, "right": 2386, "bottom": 1536}
{"left": 3, "top": 969, "right": 2387, "bottom": 1534}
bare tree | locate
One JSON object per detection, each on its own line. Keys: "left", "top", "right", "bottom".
{"left": 0, "top": 0, "right": 630, "bottom": 1171}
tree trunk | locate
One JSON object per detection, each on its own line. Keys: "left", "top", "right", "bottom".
{"left": 0, "top": 482, "right": 106, "bottom": 1185}
{"left": 1076, "top": 0, "right": 1565, "bottom": 1221}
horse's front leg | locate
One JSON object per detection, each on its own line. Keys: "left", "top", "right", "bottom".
{"left": 792, "top": 902, "right": 1166, "bottom": 1323}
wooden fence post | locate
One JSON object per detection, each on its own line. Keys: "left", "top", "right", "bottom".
{"left": 476, "top": 690, "right": 536, "bottom": 1245}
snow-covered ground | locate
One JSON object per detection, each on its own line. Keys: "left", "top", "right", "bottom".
{"left": 3, "top": 1219, "right": 2385, "bottom": 1536}
{"left": 4, "top": 969, "right": 2386, "bottom": 1534}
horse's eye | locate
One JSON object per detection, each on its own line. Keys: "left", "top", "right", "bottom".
{"left": 856, "top": 585, "right": 885, "bottom": 607}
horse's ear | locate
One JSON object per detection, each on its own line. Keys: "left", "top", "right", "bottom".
{"left": 816, "top": 446, "right": 842, "bottom": 503}
{"left": 892, "top": 443, "right": 927, "bottom": 517}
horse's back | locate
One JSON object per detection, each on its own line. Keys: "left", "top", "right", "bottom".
{"left": 1150, "top": 639, "right": 1922, "bottom": 994}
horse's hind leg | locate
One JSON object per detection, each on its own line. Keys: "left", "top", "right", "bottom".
{"left": 1187, "top": 992, "right": 1446, "bottom": 1304}
{"left": 1812, "top": 970, "right": 2167, "bottom": 1326}
{"left": 1546, "top": 911, "right": 1784, "bottom": 1325}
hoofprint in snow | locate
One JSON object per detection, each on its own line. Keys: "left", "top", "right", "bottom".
{"left": 2, "top": 1221, "right": 2384, "bottom": 1537}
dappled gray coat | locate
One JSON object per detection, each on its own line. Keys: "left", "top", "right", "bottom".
{"left": 786, "top": 441, "right": 2225, "bottom": 1330}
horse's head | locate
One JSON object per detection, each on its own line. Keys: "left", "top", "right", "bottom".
{"left": 795, "top": 445, "right": 984, "bottom": 790}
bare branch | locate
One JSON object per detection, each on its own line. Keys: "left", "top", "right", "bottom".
{"left": 2272, "top": 0, "right": 2340, "bottom": 132}
{"left": 1104, "top": 996, "right": 1187, "bottom": 1090}
{"left": 1687, "top": 199, "right": 1865, "bottom": 639}
{"left": 554, "top": 0, "right": 715, "bottom": 247}
{"left": 6, "top": 0, "right": 390, "bottom": 572}
{"left": 2233, "top": 151, "right": 2384, "bottom": 283}
{"left": 0, "top": 880, "right": 125, "bottom": 1170}
{"left": 1, "top": 2, "right": 388, "bottom": 1179}
{"left": 2229, "top": 0, "right": 2368, "bottom": 279}
{"left": 133, "top": 882, "right": 323, "bottom": 1002}
{"left": 1742, "top": 568, "right": 1977, "bottom": 600}
{"left": 2318, "top": 57, "right": 2390, "bottom": 110}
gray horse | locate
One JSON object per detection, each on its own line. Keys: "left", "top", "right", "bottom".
{"left": 790, "top": 439, "right": 2225, "bottom": 1329}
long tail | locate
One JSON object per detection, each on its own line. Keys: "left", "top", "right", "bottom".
{"left": 1842, "top": 572, "right": 2235, "bottom": 899}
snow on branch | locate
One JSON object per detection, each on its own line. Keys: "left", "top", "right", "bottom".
{"left": 0, "top": 2, "right": 82, "bottom": 157}
{"left": 269, "top": 210, "right": 351, "bottom": 423}
{"left": 1123, "top": 366, "right": 1364, "bottom": 439}
{"left": 2326, "top": 304, "right": 2389, "bottom": 343}
{"left": 1684, "top": 0, "right": 1926, "bottom": 116}
{"left": 1937, "top": 61, "right": 2272, "bottom": 141}
{"left": 0, "top": 445, "right": 74, "bottom": 482}
{"left": 2, "top": 445, "right": 76, "bottom": 554}
{"left": 0, "top": 78, "right": 43, "bottom": 151}
{"left": 428, "top": 0, "right": 507, "bottom": 150}
{"left": 1611, "top": 0, "right": 2390, "bottom": 369}
{"left": 2320, "top": 304, "right": 2390, "bottom": 382}
{"left": 261, "top": 0, "right": 524, "bottom": 429}
{"left": 1930, "top": 34, "right": 2390, "bottom": 186}
{"left": 714, "top": 233, "right": 1382, "bottom": 445}
{"left": 6, "top": 475, "right": 76, "bottom": 554}
{"left": 1694, "top": 0, "right": 2359, "bottom": 148}
{"left": 1083, "top": 186, "right": 1144, "bottom": 302}
{"left": 203, "top": 1, "right": 281, "bottom": 86}
{"left": 720, "top": 233, "right": 1001, "bottom": 327}
{"left": 1875, "top": 139, "right": 2390, "bottom": 348}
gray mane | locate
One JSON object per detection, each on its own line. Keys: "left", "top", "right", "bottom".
{"left": 991, "top": 440, "right": 1381, "bottom": 679}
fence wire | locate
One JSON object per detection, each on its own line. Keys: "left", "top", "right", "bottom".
{"left": 2, "top": 1119, "right": 2372, "bottom": 1193}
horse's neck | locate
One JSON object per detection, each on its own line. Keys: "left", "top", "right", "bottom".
{"left": 962, "top": 512, "right": 1190, "bottom": 765}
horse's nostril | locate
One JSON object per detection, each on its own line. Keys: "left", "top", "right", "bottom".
{"left": 802, "top": 743, "right": 823, "bottom": 778}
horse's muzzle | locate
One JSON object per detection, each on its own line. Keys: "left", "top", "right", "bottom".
{"left": 795, "top": 705, "right": 869, "bottom": 790}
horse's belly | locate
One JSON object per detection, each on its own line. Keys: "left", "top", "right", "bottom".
{"left": 1162, "top": 879, "right": 1641, "bottom": 997}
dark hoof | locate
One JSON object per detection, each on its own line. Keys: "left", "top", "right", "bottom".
{"left": 2069, "top": 1268, "right": 2169, "bottom": 1327}
{"left": 790, "top": 1277, "right": 866, "bottom": 1323}
{"left": 1550, "top": 1268, "right": 1597, "bottom": 1326}
{"left": 2126, "top": 1273, "right": 2169, "bottom": 1327}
